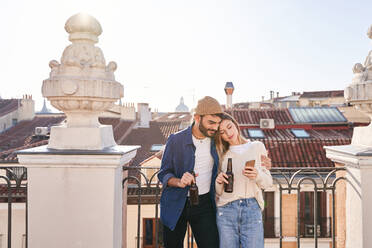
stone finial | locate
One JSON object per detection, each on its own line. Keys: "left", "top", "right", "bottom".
{"left": 65, "top": 13, "right": 102, "bottom": 44}
{"left": 344, "top": 25, "right": 372, "bottom": 146}
{"left": 42, "top": 13, "right": 124, "bottom": 150}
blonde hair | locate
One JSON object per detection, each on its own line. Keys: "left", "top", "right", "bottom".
{"left": 215, "top": 112, "right": 247, "bottom": 169}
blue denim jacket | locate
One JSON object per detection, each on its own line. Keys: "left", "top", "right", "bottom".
{"left": 158, "top": 125, "right": 219, "bottom": 231}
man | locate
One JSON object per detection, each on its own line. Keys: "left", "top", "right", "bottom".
{"left": 158, "top": 96, "right": 222, "bottom": 248}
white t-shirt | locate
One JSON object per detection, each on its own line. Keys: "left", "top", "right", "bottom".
{"left": 192, "top": 135, "right": 214, "bottom": 195}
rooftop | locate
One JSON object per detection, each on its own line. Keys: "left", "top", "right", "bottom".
{"left": 300, "top": 90, "right": 344, "bottom": 99}
{"left": 0, "top": 99, "right": 19, "bottom": 117}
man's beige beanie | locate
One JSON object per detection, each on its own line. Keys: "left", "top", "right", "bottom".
{"left": 195, "top": 96, "right": 223, "bottom": 115}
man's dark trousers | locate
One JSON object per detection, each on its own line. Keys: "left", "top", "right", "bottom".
{"left": 163, "top": 192, "right": 219, "bottom": 248}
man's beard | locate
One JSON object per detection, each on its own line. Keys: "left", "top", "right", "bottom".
{"left": 199, "top": 118, "right": 217, "bottom": 138}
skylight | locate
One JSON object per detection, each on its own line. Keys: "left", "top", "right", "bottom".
{"left": 248, "top": 129, "right": 265, "bottom": 138}
{"left": 150, "top": 144, "right": 164, "bottom": 152}
{"left": 291, "top": 129, "right": 310, "bottom": 138}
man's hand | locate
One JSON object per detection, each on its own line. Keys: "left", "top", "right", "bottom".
{"left": 261, "top": 155, "right": 272, "bottom": 170}
{"left": 216, "top": 172, "right": 228, "bottom": 185}
{"left": 178, "top": 172, "right": 198, "bottom": 188}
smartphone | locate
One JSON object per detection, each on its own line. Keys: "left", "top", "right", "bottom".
{"left": 245, "top": 160, "right": 255, "bottom": 168}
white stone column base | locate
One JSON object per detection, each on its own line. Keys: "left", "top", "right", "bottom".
{"left": 351, "top": 123, "right": 372, "bottom": 147}
{"left": 48, "top": 125, "right": 117, "bottom": 150}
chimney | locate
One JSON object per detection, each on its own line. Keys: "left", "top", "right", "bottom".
{"left": 121, "top": 102, "right": 136, "bottom": 120}
{"left": 270, "top": 90, "right": 274, "bottom": 100}
{"left": 19, "top": 94, "right": 35, "bottom": 120}
{"left": 276, "top": 92, "right": 279, "bottom": 98}
{"left": 137, "top": 103, "right": 151, "bottom": 128}
{"left": 224, "top": 82, "right": 234, "bottom": 109}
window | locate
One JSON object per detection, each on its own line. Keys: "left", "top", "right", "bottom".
{"left": 12, "top": 118, "right": 17, "bottom": 126}
{"left": 291, "top": 129, "right": 310, "bottom": 138}
{"left": 143, "top": 218, "right": 163, "bottom": 248}
{"left": 263, "top": 192, "right": 276, "bottom": 238}
{"left": 299, "top": 192, "right": 329, "bottom": 237}
{"left": 150, "top": 144, "right": 163, "bottom": 152}
{"left": 248, "top": 129, "right": 265, "bottom": 138}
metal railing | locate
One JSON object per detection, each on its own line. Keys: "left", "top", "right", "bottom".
{"left": 0, "top": 166, "right": 27, "bottom": 248}
{"left": 270, "top": 167, "right": 346, "bottom": 248}
{"left": 123, "top": 166, "right": 346, "bottom": 248}
{"left": 1, "top": 166, "right": 345, "bottom": 248}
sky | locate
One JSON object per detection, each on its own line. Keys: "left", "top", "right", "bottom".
{"left": 0, "top": 0, "right": 371, "bottom": 112}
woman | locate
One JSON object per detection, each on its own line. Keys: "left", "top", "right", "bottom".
{"left": 215, "top": 113, "right": 273, "bottom": 248}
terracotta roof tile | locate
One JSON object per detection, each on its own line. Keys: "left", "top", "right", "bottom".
{"left": 158, "top": 121, "right": 182, "bottom": 139}
{"left": 226, "top": 109, "right": 294, "bottom": 125}
{"left": 241, "top": 126, "right": 352, "bottom": 168}
{"left": 0, "top": 116, "right": 65, "bottom": 152}
{"left": 0, "top": 139, "right": 49, "bottom": 161}
{"left": 300, "top": 90, "right": 344, "bottom": 98}
{"left": 153, "top": 112, "right": 192, "bottom": 123}
{"left": 257, "top": 139, "right": 351, "bottom": 168}
{"left": 0, "top": 99, "right": 19, "bottom": 116}
{"left": 120, "top": 121, "right": 167, "bottom": 168}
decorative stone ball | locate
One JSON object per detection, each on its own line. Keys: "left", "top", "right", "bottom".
{"left": 65, "top": 13, "right": 102, "bottom": 37}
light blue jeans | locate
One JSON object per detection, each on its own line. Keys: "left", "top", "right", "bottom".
{"left": 216, "top": 198, "right": 264, "bottom": 248}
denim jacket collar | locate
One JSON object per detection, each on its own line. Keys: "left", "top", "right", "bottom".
{"left": 185, "top": 125, "right": 194, "bottom": 146}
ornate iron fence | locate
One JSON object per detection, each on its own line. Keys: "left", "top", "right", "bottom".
{"left": 123, "top": 166, "right": 346, "bottom": 248}
{"left": 270, "top": 167, "right": 346, "bottom": 248}
{"left": 2, "top": 166, "right": 346, "bottom": 248}
{"left": 0, "top": 166, "right": 27, "bottom": 248}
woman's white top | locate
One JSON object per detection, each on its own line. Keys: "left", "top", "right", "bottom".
{"left": 215, "top": 141, "right": 273, "bottom": 210}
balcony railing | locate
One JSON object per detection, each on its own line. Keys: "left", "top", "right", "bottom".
{"left": 123, "top": 166, "right": 346, "bottom": 248}
{"left": 0, "top": 166, "right": 27, "bottom": 248}
{"left": 1, "top": 166, "right": 346, "bottom": 248}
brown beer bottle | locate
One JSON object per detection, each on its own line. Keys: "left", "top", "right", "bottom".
{"left": 224, "top": 158, "right": 234, "bottom": 193}
{"left": 189, "top": 171, "right": 199, "bottom": 206}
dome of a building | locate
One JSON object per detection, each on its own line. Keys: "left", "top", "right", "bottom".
{"left": 175, "top": 97, "right": 189, "bottom": 112}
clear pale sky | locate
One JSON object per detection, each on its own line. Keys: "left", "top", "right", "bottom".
{"left": 1, "top": 0, "right": 371, "bottom": 112}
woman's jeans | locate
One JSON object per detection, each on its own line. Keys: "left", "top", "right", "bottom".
{"left": 216, "top": 198, "right": 264, "bottom": 248}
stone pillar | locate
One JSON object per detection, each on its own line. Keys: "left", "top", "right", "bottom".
{"left": 325, "top": 24, "right": 372, "bottom": 248}
{"left": 326, "top": 147, "right": 372, "bottom": 248}
{"left": 335, "top": 163, "right": 346, "bottom": 248}
{"left": 16, "top": 13, "right": 139, "bottom": 248}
